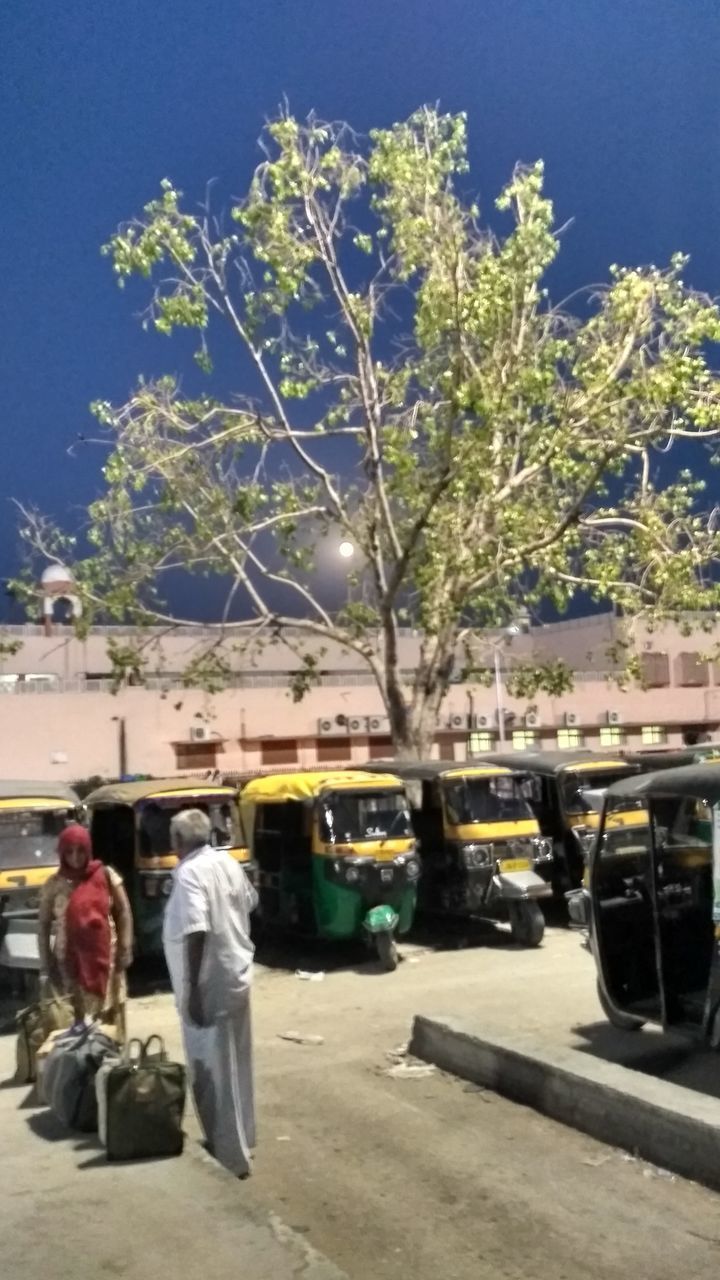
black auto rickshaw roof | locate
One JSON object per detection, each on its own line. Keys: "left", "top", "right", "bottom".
{"left": 605, "top": 761, "right": 720, "bottom": 802}
{"left": 85, "top": 777, "right": 238, "bottom": 807}
{"left": 354, "top": 760, "right": 514, "bottom": 781}
{"left": 629, "top": 747, "right": 720, "bottom": 772}
{"left": 473, "top": 750, "right": 640, "bottom": 777}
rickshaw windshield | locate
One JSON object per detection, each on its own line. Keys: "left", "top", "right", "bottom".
{"left": 0, "top": 808, "right": 71, "bottom": 869}
{"left": 442, "top": 776, "right": 533, "bottom": 826}
{"left": 598, "top": 796, "right": 651, "bottom": 858}
{"left": 661, "top": 794, "right": 713, "bottom": 847}
{"left": 562, "top": 770, "right": 634, "bottom": 815}
{"left": 320, "top": 790, "right": 412, "bottom": 843}
{"left": 138, "top": 795, "right": 239, "bottom": 856}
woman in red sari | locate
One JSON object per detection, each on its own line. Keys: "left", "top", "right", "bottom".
{"left": 38, "top": 825, "right": 133, "bottom": 1039}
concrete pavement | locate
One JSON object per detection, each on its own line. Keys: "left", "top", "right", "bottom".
{"left": 131, "top": 928, "right": 720, "bottom": 1280}
{"left": 0, "top": 1037, "right": 346, "bottom": 1280}
{"left": 3, "top": 926, "right": 720, "bottom": 1280}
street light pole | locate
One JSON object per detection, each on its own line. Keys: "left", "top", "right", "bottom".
{"left": 494, "top": 648, "right": 505, "bottom": 746}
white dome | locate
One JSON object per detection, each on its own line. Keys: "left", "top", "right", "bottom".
{"left": 40, "top": 563, "right": 74, "bottom": 588}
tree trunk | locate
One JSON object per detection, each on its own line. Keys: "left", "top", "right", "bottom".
{"left": 382, "top": 623, "right": 454, "bottom": 761}
{"left": 386, "top": 684, "right": 440, "bottom": 761}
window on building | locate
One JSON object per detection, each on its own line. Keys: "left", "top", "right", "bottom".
{"left": 676, "top": 652, "right": 709, "bottom": 687}
{"left": 173, "top": 741, "right": 221, "bottom": 771}
{"left": 599, "top": 725, "right": 625, "bottom": 748}
{"left": 511, "top": 729, "right": 539, "bottom": 751}
{"left": 468, "top": 730, "right": 495, "bottom": 755}
{"left": 316, "top": 736, "right": 352, "bottom": 764}
{"left": 261, "top": 738, "right": 298, "bottom": 767}
{"left": 638, "top": 652, "right": 670, "bottom": 688}
{"left": 641, "top": 725, "right": 667, "bottom": 746}
{"left": 557, "top": 728, "right": 584, "bottom": 750}
{"left": 368, "top": 735, "right": 394, "bottom": 760}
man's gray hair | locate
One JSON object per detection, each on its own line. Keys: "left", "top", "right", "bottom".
{"left": 171, "top": 807, "right": 212, "bottom": 854}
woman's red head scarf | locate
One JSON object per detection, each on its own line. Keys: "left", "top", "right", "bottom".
{"left": 58, "top": 824, "right": 95, "bottom": 881}
{"left": 57, "top": 825, "right": 112, "bottom": 999}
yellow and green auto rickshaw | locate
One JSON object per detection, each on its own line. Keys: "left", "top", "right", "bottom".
{"left": 239, "top": 770, "right": 419, "bottom": 970}
{"left": 479, "top": 751, "right": 644, "bottom": 895}
{"left": 588, "top": 764, "right": 720, "bottom": 1043}
{"left": 0, "top": 781, "right": 82, "bottom": 973}
{"left": 361, "top": 761, "right": 553, "bottom": 947}
{"left": 84, "top": 778, "right": 252, "bottom": 957}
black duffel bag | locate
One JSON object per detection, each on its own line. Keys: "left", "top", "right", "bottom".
{"left": 44, "top": 1022, "right": 120, "bottom": 1132}
{"left": 96, "top": 1035, "right": 186, "bottom": 1161}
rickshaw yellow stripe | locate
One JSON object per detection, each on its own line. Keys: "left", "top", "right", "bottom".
{"left": 452, "top": 819, "right": 539, "bottom": 840}
{"left": 0, "top": 798, "right": 75, "bottom": 810}
{"left": 316, "top": 838, "right": 415, "bottom": 861}
{"left": 0, "top": 866, "right": 55, "bottom": 891}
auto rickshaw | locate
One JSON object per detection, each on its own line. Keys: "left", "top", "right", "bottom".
{"left": 84, "top": 778, "right": 253, "bottom": 957}
{"left": 0, "top": 781, "right": 82, "bottom": 972}
{"left": 630, "top": 745, "right": 720, "bottom": 772}
{"left": 478, "top": 752, "right": 643, "bottom": 894}
{"left": 587, "top": 763, "right": 720, "bottom": 1044}
{"left": 239, "top": 770, "right": 419, "bottom": 970}
{"left": 359, "top": 761, "right": 553, "bottom": 946}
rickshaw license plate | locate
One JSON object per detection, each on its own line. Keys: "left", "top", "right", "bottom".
{"left": 499, "top": 857, "right": 531, "bottom": 873}
{"left": 380, "top": 868, "right": 394, "bottom": 883}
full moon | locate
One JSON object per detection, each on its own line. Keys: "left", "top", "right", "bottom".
{"left": 338, "top": 540, "right": 355, "bottom": 559}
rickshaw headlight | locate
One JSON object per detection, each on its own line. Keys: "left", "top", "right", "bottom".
{"left": 161, "top": 877, "right": 173, "bottom": 897}
{"left": 532, "top": 836, "right": 553, "bottom": 863}
{"left": 461, "top": 843, "right": 494, "bottom": 869}
{"left": 405, "top": 858, "right": 420, "bottom": 880}
{"left": 344, "top": 865, "right": 360, "bottom": 884}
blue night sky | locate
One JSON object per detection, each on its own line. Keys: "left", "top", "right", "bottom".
{"left": 3, "top": 0, "right": 720, "bottom": 614}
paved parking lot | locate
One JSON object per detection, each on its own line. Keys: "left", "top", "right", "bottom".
{"left": 3, "top": 926, "right": 720, "bottom": 1280}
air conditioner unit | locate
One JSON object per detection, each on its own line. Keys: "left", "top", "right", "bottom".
{"left": 189, "top": 725, "right": 208, "bottom": 742}
{"left": 525, "top": 711, "right": 541, "bottom": 729}
{"left": 564, "top": 712, "right": 580, "bottom": 728}
{"left": 474, "top": 712, "right": 494, "bottom": 730}
{"left": 317, "top": 717, "right": 340, "bottom": 736}
{"left": 367, "top": 715, "right": 390, "bottom": 735}
{"left": 446, "top": 712, "right": 466, "bottom": 731}
{"left": 347, "top": 716, "right": 367, "bottom": 734}
{"left": 607, "top": 710, "right": 622, "bottom": 726}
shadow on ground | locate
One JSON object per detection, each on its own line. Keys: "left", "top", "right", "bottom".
{"left": 252, "top": 912, "right": 533, "bottom": 979}
{"left": 573, "top": 1018, "right": 720, "bottom": 1101}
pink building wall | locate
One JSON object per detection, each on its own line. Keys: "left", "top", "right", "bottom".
{"left": 0, "top": 674, "right": 717, "bottom": 782}
{"left": 0, "top": 614, "right": 718, "bottom": 781}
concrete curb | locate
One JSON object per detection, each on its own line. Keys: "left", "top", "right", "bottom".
{"left": 410, "top": 1014, "right": 720, "bottom": 1191}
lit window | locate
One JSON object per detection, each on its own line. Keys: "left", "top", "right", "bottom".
{"left": 468, "top": 731, "right": 495, "bottom": 755}
{"left": 557, "top": 728, "right": 584, "bottom": 750}
{"left": 641, "top": 725, "right": 666, "bottom": 746}
{"left": 511, "top": 730, "right": 539, "bottom": 751}
{"left": 599, "top": 725, "right": 625, "bottom": 748}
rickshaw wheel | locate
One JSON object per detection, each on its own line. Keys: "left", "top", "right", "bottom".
{"left": 596, "top": 980, "right": 644, "bottom": 1032}
{"left": 375, "top": 931, "right": 399, "bottom": 971}
{"left": 508, "top": 900, "right": 545, "bottom": 948}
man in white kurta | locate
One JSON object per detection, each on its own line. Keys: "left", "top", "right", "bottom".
{"left": 163, "top": 809, "right": 258, "bottom": 1177}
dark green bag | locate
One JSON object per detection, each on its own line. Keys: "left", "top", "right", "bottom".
{"left": 99, "top": 1036, "right": 186, "bottom": 1161}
